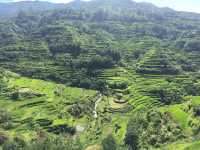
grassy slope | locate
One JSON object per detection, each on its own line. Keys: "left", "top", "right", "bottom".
{"left": 1, "top": 56, "right": 200, "bottom": 149}
{"left": 156, "top": 96, "right": 200, "bottom": 150}
{"left": 0, "top": 9, "right": 199, "bottom": 149}
{"left": 0, "top": 75, "right": 97, "bottom": 140}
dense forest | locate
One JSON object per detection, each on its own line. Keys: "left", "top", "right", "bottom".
{"left": 0, "top": 0, "right": 200, "bottom": 149}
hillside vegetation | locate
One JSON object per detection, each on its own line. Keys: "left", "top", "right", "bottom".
{"left": 0, "top": 0, "right": 200, "bottom": 149}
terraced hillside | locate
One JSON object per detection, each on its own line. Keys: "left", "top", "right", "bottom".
{"left": 0, "top": 0, "right": 200, "bottom": 149}
{"left": 0, "top": 71, "right": 98, "bottom": 139}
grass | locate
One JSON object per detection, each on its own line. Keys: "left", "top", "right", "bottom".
{"left": 0, "top": 76, "right": 97, "bottom": 140}
{"left": 159, "top": 104, "right": 191, "bottom": 134}
{"left": 184, "top": 141, "right": 200, "bottom": 150}
{"left": 9, "top": 77, "right": 96, "bottom": 103}
{"left": 1, "top": 57, "right": 200, "bottom": 148}
{"left": 109, "top": 98, "right": 127, "bottom": 109}
{"left": 191, "top": 96, "right": 200, "bottom": 106}
{"left": 168, "top": 105, "right": 189, "bottom": 130}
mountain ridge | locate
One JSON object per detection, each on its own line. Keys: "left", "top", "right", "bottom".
{"left": 0, "top": 0, "right": 199, "bottom": 20}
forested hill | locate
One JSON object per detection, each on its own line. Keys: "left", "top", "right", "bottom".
{"left": 1, "top": 0, "right": 200, "bottom": 20}
{"left": 0, "top": 0, "right": 200, "bottom": 149}
{"left": 0, "top": 0, "right": 200, "bottom": 90}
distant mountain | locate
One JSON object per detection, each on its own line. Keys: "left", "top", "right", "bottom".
{"left": 68, "top": 0, "right": 172, "bottom": 13}
{"left": 66, "top": 0, "right": 200, "bottom": 21}
{"left": 0, "top": 1, "right": 65, "bottom": 18}
{"left": 0, "top": 0, "right": 199, "bottom": 20}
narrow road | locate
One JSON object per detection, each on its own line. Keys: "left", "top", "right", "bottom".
{"left": 93, "top": 93, "right": 102, "bottom": 119}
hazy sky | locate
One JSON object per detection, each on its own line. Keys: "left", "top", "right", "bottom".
{"left": 1, "top": 0, "right": 200, "bottom": 13}
{"left": 134, "top": 0, "right": 200, "bottom": 13}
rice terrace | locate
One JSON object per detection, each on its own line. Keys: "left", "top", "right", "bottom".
{"left": 0, "top": 0, "right": 200, "bottom": 149}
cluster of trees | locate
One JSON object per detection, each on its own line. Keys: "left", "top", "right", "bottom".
{"left": 71, "top": 74, "right": 107, "bottom": 91}
{"left": 0, "top": 135, "right": 83, "bottom": 150}
{"left": 47, "top": 124, "right": 76, "bottom": 135}
{"left": 149, "top": 77, "right": 200, "bottom": 105}
{"left": 49, "top": 43, "right": 82, "bottom": 57}
{"left": 184, "top": 39, "right": 200, "bottom": 52}
{"left": 98, "top": 49, "right": 121, "bottom": 63}
{"left": 101, "top": 135, "right": 129, "bottom": 150}
{"left": 180, "top": 59, "right": 198, "bottom": 72}
{"left": 124, "top": 111, "right": 183, "bottom": 149}
{"left": 175, "top": 39, "right": 200, "bottom": 52}
{"left": 182, "top": 79, "right": 200, "bottom": 96}
{"left": 67, "top": 49, "right": 121, "bottom": 70}
{"left": 124, "top": 115, "right": 141, "bottom": 150}
{"left": 64, "top": 48, "right": 120, "bottom": 90}
{"left": 0, "top": 134, "right": 131, "bottom": 150}
{"left": 150, "top": 83, "right": 184, "bottom": 105}
{"left": 86, "top": 55, "right": 115, "bottom": 69}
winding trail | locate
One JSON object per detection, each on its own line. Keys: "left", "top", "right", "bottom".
{"left": 93, "top": 93, "right": 102, "bottom": 119}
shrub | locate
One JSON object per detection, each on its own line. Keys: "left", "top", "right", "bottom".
{"left": 0, "top": 133, "right": 8, "bottom": 145}
{"left": 0, "top": 109, "right": 11, "bottom": 124}
{"left": 68, "top": 104, "right": 82, "bottom": 118}
{"left": 10, "top": 91, "right": 20, "bottom": 100}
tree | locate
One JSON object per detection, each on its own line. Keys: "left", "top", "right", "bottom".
{"left": 124, "top": 132, "right": 138, "bottom": 150}
{"left": 102, "top": 135, "right": 117, "bottom": 150}
{"left": 68, "top": 104, "right": 82, "bottom": 118}
{"left": 87, "top": 55, "right": 114, "bottom": 70}
{"left": 98, "top": 49, "right": 121, "bottom": 63}
{"left": 125, "top": 116, "right": 143, "bottom": 150}
{"left": 150, "top": 84, "right": 184, "bottom": 105}
{"left": 0, "top": 109, "right": 13, "bottom": 130}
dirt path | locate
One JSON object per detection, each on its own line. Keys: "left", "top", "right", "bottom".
{"left": 93, "top": 93, "right": 102, "bottom": 118}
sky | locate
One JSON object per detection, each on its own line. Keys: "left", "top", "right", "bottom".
{"left": 1, "top": 0, "right": 200, "bottom": 13}
{"left": 134, "top": 0, "right": 200, "bottom": 13}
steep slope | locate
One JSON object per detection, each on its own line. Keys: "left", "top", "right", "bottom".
{"left": 0, "top": 0, "right": 200, "bottom": 149}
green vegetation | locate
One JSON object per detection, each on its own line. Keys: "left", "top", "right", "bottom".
{"left": 0, "top": 0, "right": 200, "bottom": 149}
